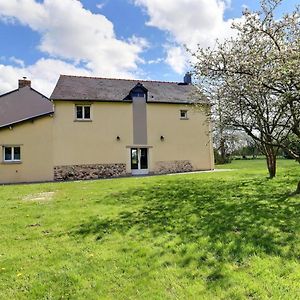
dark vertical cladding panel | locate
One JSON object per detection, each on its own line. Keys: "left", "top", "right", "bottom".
{"left": 132, "top": 96, "right": 147, "bottom": 145}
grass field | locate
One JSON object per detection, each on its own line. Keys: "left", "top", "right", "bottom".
{"left": 0, "top": 159, "right": 299, "bottom": 299}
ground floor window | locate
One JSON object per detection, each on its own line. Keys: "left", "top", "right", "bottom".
{"left": 3, "top": 146, "right": 21, "bottom": 162}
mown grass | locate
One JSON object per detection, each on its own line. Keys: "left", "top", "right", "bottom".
{"left": 0, "top": 159, "right": 299, "bottom": 299}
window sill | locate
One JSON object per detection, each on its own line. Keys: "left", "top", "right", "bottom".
{"left": 74, "top": 119, "right": 93, "bottom": 122}
{"left": 180, "top": 118, "right": 189, "bottom": 120}
{"left": 2, "top": 161, "right": 22, "bottom": 165}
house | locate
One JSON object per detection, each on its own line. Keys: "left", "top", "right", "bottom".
{"left": 0, "top": 78, "right": 54, "bottom": 183}
{"left": 0, "top": 74, "right": 214, "bottom": 183}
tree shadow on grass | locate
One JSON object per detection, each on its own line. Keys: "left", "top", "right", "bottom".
{"left": 70, "top": 177, "right": 300, "bottom": 286}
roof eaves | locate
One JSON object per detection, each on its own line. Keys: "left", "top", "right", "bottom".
{"left": 51, "top": 98, "right": 133, "bottom": 103}
{"left": 0, "top": 111, "right": 54, "bottom": 129}
{"left": 146, "top": 100, "right": 197, "bottom": 104}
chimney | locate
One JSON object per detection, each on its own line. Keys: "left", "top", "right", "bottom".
{"left": 183, "top": 72, "right": 192, "bottom": 84}
{"left": 18, "top": 77, "right": 31, "bottom": 89}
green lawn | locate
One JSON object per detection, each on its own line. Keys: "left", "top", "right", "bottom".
{"left": 0, "top": 159, "right": 299, "bottom": 299}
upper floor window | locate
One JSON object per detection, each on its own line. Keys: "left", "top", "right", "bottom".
{"left": 180, "top": 110, "right": 188, "bottom": 119}
{"left": 76, "top": 105, "right": 91, "bottom": 120}
{"left": 3, "top": 146, "right": 21, "bottom": 162}
{"left": 131, "top": 91, "right": 145, "bottom": 98}
{"left": 130, "top": 83, "right": 147, "bottom": 99}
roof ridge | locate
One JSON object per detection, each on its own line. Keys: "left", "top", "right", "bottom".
{"left": 0, "top": 86, "right": 50, "bottom": 101}
{"left": 0, "top": 88, "right": 19, "bottom": 98}
{"left": 30, "top": 87, "right": 50, "bottom": 100}
{"left": 60, "top": 74, "right": 180, "bottom": 84}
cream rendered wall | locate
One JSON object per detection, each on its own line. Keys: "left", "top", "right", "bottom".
{"left": 53, "top": 101, "right": 133, "bottom": 173}
{"left": 0, "top": 116, "right": 54, "bottom": 183}
{"left": 147, "top": 103, "right": 214, "bottom": 172}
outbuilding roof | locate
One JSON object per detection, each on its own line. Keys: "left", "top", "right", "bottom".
{"left": 0, "top": 86, "right": 53, "bottom": 128}
{"left": 51, "top": 75, "right": 205, "bottom": 104}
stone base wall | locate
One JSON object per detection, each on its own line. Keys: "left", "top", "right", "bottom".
{"left": 54, "top": 163, "right": 127, "bottom": 181}
{"left": 155, "top": 160, "right": 193, "bottom": 174}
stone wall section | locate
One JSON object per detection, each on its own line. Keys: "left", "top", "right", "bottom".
{"left": 155, "top": 160, "right": 193, "bottom": 174}
{"left": 54, "top": 163, "right": 126, "bottom": 181}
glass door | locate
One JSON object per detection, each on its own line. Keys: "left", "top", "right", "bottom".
{"left": 131, "top": 148, "right": 138, "bottom": 170}
{"left": 140, "top": 148, "right": 148, "bottom": 169}
{"left": 131, "top": 148, "right": 149, "bottom": 175}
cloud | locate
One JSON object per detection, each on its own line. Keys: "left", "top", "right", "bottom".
{"left": 134, "top": 0, "right": 242, "bottom": 73}
{"left": 147, "top": 58, "right": 163, "bottom": 64}
{"left": 9, "top": 56, "right": 25, "bottom": 68}
{"left": 0, "top": 58, "right": 92, "bottom": 96}
{"left": 0, "top": 0, "right": 147, "bottom": 95}
{"left": 165, "top": 46, "right": 187, "bottom": 74}
{"left": 96, "top": 1, "right": 108, "bottom": 10}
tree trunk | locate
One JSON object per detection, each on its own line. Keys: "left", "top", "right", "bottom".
{"left": 220, "top": 138, "right": 226, "bottom": 164}
{"left": 296, "top": 158, "right": 300, "bottom": 194}
{"left": 265, "top": 147, "right": 277, "bottom": 179}
{"left": 296, "top": 180, "right": 300, "bottom": 194}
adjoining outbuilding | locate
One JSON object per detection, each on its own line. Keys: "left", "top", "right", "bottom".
{"left": 0, "top": 78, "right": 54, "bottom": 183}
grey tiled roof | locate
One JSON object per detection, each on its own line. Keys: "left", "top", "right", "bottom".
{"left": 0, "top": 86, "right": 53, "bottom": 128}
{"left": 51, "top": 75, "right": 205, "bottom": 104}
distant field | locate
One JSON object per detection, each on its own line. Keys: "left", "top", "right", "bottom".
{"left": 0, "top": 159, "right": 299, "bottom": 299}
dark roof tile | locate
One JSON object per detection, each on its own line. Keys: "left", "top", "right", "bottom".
{"left": 0, "top": 86, "right": 53, "bottom": 128}
{"left": 51, "top": 75, "right": 206, "bottom": 104}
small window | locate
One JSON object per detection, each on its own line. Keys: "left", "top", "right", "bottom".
{"left": 76, "top": 105, "right": 91, "bottom": 120}
{"left": 3, "top": 146, "right": 21, "bottom": 162}
{"left": 131, "top": 92, "right": 145, "bottom": 98}
{"left": 180, "top": 110, "right": 188, "bottom": 119}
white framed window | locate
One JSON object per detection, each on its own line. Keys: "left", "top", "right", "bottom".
{"left": 75, "top": 105, "right": 91, "bottom": 120}
{"left": 180, "top": 110, "right": 188, "bottom": 119}
{"left": 3, "top": 146, "right": 21, "bottom": 162}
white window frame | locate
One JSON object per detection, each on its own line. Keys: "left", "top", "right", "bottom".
{"left": 3, "top": 146, "right": 21, "bottom": 162}
{"left": 75, "top": 104, "right": 92, "bottom": 121}
{"left": 180, "top": 110, "right": 188, "bottom": 120}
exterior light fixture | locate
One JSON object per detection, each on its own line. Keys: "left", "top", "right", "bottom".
{"left": 116, "top": 136, "right": 121, "bottom": 141}
{"left": 160, "top": 135, "right": 165, "bottom": 141}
